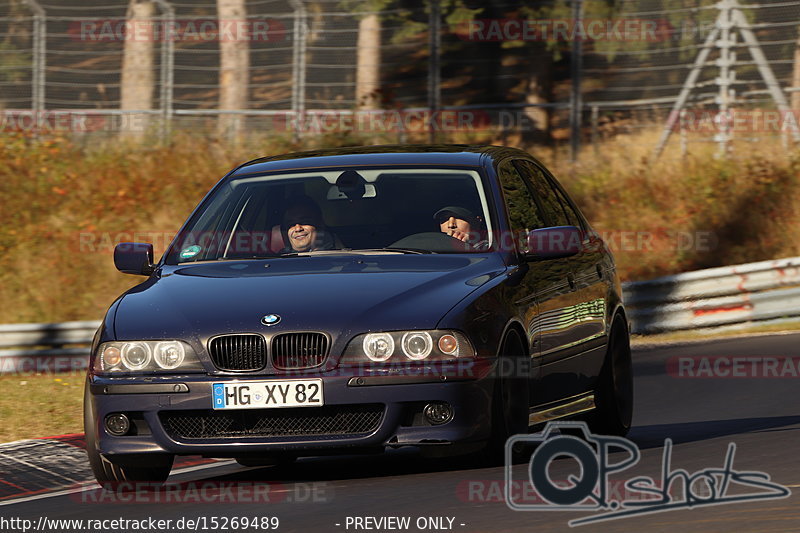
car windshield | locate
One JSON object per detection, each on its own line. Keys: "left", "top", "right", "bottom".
{"left": 166, "top": 167, "right": 495, "bottom": 264}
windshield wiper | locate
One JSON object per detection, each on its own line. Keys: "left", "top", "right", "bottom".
{"left": 347, "top": 247, "right": 433, "bottom": 255}
{"left": 210, "top": 248, "right": 435, "bottom": 260}
{"left": 214, "top": 254, "right": 283, "bottom": 261}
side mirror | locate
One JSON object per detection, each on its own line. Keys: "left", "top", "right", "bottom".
{"left": 114, "top": 242, "right": 155, "bottom": 275}
{"left": 525, "top": 226, "right": 583, "bottom": 260}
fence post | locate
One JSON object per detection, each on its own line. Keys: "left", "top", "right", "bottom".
{"left": 290, "top": 0, "right": 307, "bottom": 142}
{"left": 715, "top": 0, "right": 735, "bottom": 158}
{"left": 590, "top": 104, "right": 598, "bottom": 155}
{"left": 427, "top": 0, "right": 441, "bottom": 144}
{"left": 23, "top": 0, "right": 45, "bottom": 122}
{"left": 153, "top": 0, "right": 174, "bottom": 143}
{"left": 569, "top": 0, "right": 583, "bottom": 162}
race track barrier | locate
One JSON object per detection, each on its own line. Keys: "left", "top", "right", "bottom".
{"left": 623, "top": 256, "right": 800, "bottom": 334}
{"left": 2, "top": 256, "right": 800, "bottom": 372}
{"left": 0, "top": 320, "right": 99, "bottom": 373}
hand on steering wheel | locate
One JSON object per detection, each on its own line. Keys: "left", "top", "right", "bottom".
{"left": 445, "top": 229, "right": 471, "bottom": 243}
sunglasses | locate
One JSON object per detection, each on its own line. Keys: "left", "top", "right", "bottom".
{"left": 436, "top": 213, "right": 470, "bottom": 225}
{"left": 285, "top": 218, "right": 318, "bottom": 227}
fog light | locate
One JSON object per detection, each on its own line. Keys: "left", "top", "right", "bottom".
{"left": 423, "top": 402, "right": 453, "bottom": 425}
{"left": 105, "top": 413, "right": 130, "bottom": 436}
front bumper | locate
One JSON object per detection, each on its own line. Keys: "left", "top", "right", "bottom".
{"left": 88, "top": 361, "right": 495, "bottom": 458}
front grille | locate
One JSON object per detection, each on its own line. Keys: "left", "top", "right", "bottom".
{"left": 272, "top": 332, "right": 329, "bottom": 369}
{"left": 208, "top": 334, "right": 267, "bottom": 371}
{"left": 159, "top": 404, "right": 384, "bottom": 440}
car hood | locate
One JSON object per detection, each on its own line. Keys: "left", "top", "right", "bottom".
{"left": 113, "top": 253, "right": 507, "bottom": 351}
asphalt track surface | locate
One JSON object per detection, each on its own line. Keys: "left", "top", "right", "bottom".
{"left": 4, "top": 333, "right": 800, "bottom": 533}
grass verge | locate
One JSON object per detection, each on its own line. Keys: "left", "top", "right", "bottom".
{"left": 0, "top": 371, "right": 84, "bottom": 442}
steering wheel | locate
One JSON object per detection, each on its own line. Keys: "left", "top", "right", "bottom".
{"left": 388, "top": 232, "right": 473, "bottom": 252}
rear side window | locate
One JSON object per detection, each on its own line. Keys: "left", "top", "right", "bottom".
{"left": 514, "top": 160, "right": 580, "bottom": 228}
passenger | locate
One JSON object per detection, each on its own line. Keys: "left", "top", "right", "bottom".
{"left": 281, "top": 195, "right": 335, "bottom": 253}
{"left": 434, "top": 206, "right": 488, "bottom": 249}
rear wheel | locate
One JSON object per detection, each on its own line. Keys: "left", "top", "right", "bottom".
{"left": 84, "top": 381, "right": 173, "bottom": 489}
{"left": 483, "top": 330, "right": 530, "bottom": 464}
{"left": 588, "top": 314, "right": 634, "bottom": 436}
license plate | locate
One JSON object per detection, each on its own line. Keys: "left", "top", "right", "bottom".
{"left": 212, "top": 379, "right": 324, "bottom": 410}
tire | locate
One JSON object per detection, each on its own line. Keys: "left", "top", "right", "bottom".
{"left": 588, "top": 314, "right": 634, "bottom": 437}
{"left": 236, "top": 455, "right": 297, "bottom": 468}
{"left": 84, "top": 380, "right": 173, "bottom": 489}
{"left": 482, "top": 330, "right": 530, "bottom": 465}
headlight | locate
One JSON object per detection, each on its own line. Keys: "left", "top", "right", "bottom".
{"left": 402, "top": 332, "right": 432, "bottom": 360}
{"left": 363, "top": 333, "right": 395, "bottom": 362}
{"left": 342, "top": 330, "right": 474, "bottom": 364}
{"left": 94, "top": 340, "right": 203, "bottom": 375}
{"left": 154, "top": 341, "right": 185, "bottom": 369}
{"left": 100, "top": 345, "right": 121, "bottom": 368}
{"left": 121, "top": 342, "right": 151, "bottom": 370}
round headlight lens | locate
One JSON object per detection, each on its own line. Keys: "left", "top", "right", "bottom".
{"left": 438, "top": 334, "right": 459, "bottom": 355}
{"left": 154, "top": 341, "right": 185, "bottom": 369}
{"left": 363, "top": 333, "right": 395, "bottom": 362}
{"left": 101, "top": 345, "right": 121, "bottom": 369}
{"left": 402, "top": 332, "right": 433, "bottom": 360}
{"left": 121, "top": 342, "right": 152, "bottom": 370}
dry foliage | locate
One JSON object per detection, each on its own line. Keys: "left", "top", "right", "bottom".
{"left": 1, "top": 129, "right": 799, "bottom": 324}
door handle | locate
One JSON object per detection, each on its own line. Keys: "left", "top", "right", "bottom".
{"left": 567, "top": 273, "right": 576, "bottom": 289}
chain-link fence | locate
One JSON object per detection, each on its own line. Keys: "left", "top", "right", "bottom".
{"left": 1, "top": 0, "right": 799, "bottom": 158}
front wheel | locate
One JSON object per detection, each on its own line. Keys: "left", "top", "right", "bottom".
{"left": 588, "top": 314, "right": 634, "bottom": 437}
{"left": 482, "top": 330, "right": 530, "bottom": 464}
{"left": 84, "top": 381, "right": 173, "bottom": 489}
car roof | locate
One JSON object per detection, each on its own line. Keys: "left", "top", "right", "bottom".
{"left": 229, "top": 144, "right": 530, "bottom": 177}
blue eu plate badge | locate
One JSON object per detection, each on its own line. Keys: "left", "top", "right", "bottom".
{"left": 213, "top": 383, "right": 225, "bottom": 408}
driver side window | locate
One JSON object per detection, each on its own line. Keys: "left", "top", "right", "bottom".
{"left": 497, "top": 160, "right": 546, "bottom": 254}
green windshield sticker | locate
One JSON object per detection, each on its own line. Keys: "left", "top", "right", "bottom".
{"left": 180, "top": 245, "right": 202, "bottom": 259}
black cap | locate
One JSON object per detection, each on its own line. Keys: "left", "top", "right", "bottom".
{"left": 282, "top": 195, "right": 325, "bottom": 229}
{"left": 434, "top": 206, "right": 480, "bottom": 225}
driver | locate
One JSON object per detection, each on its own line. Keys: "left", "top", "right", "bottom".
{"left": 280, "top": 195, "right": 335, "bottom": 253}
{"left": 434, "top": 206, "right": 488, "bottom": 250}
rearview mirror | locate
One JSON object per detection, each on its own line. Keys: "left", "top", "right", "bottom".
{"left": 327, "top": 169, "right": 377, "bottom": 200}
{"left": 525, "top": 226, "right": 583, "bottom": 260}
{"left": 114, "top": 242, "right": 155, "bottom": 275}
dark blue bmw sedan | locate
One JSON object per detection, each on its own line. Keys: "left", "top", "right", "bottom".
{"left": 85, "top": 145, "right": 632, "bottom": 486}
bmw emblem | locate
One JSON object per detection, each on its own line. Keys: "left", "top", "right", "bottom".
{"left": 261, "top": 314, "right": 281, "bottom": 326}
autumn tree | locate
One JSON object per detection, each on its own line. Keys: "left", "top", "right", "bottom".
{"left": 217, "top": 0, "right": 250, "bottom": 138}
{"left": 120, "top": 0, "right": 155, "bottom": 137}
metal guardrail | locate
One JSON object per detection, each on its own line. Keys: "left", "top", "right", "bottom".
{"left": 623, "top": 256, "right": 800, "bottom": 334}
{"left": 0, "top": 320, "right": 99, "bottom": 373}
{"left": 2, "top": 256, "right": 800, "bottom": 373}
